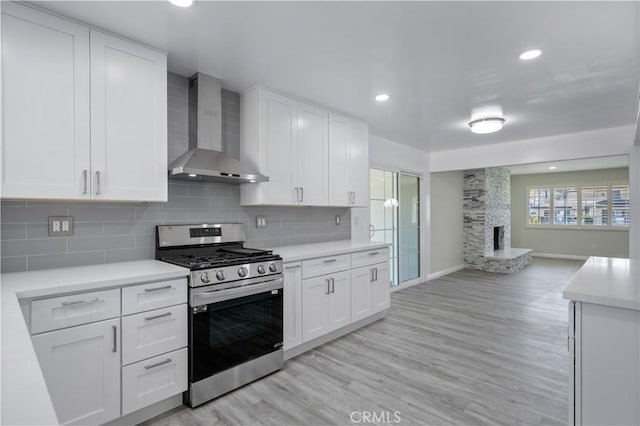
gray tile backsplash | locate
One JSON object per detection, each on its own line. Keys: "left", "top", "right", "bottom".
{"left": 0, "top": 72, "right": 350, "bottom": 273}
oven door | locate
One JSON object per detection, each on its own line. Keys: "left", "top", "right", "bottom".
{"left": 190, "top": 277, "right": 283, "bottom": 383}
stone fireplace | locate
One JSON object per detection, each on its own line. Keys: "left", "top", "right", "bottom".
{"left": 463, "top": 167, "right": 531, "bottom": 273}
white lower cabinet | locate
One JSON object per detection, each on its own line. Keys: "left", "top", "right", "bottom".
{"left": 302, "top": 271, "right": 351, "bottom": 342}
{"left": 31, "top": 318, "right": 121, "bottom": 426}
{"left": 370, "top": 261, "right": 390, "bottom": 313}
{"left": 122, "top": 304, "right": 188, "bottom": 365}
{"left": 283, "top": 262, "right": 303, "bottom": 350}
{"left": 351, "top": 261, "right": 390, "bottom": 322}
{"left": 29, "top": 276, "right": 188, "bottom": 425}
{"left": 122, "top": 348, "right": 188, "bottom": 415}
{"left": 285, "top": 246, "right": 390, "bottom": 352}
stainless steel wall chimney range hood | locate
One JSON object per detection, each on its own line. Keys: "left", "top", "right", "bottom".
{"left": 168, "top": 73, "right": 267, "bottom": 184}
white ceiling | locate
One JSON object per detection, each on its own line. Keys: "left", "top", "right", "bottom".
{"left": 506, "top": 155, "right": 629, "bottom": 175}
{"left": 33, "top": 1, "right": 640, "bottom": 152}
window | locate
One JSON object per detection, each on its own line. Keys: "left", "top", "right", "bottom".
{"left": 527, "top": 183, "right": 630, "bottom": 229}
{"left": 370, "top": 168, "right": 421, "bottom": 287}
{"left": 581, "top": 186, "right": 608, "bottom": 225}
{"left": 553, "top": 187, "right": 578, "bottom": 225}
{"left": 528, "top": 188, "right": 551, "bottom": 224}
{"left": 612, "top": 185, "right": 630, "bottom": 226}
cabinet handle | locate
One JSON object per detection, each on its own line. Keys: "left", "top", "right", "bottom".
{"left": 325, "top": 279, "right": 331, "bottom": 295}
{"left": 371, "top": 268, "right": 375, "bottom": 282}
{"left": 368, "top": 251, "right": 379, "bottom": 256}
{"left": 374, "top": 268, "right": 378, "bottom": 281}
{"left": 331, "top": 277, "right": 335, "bottom": 293}
{"left": 323, "top": 259, "right": 337, "bottom": 263}
{"left": 144, "top": 358, "right": 172, "bottom": 370}
{"left": 112, "top": 325, "right": 117, "bottom": 353}
{"left": 82, "top": 170, "right": 88, "bottom": 195}
{"left": 144, "top": 285, "right": 172, "bottom": 292}
{"left": 300, "top": 187, "right": 304, "bottom": 203}
{"left": 285, "top": 265, "right": 301, "bottom": 270}
{"left": 95, "top": 171, "right": 101, "bottom": 195}
{"left": 294, "top": 187, "right": 299, "bottom": 203}
{"left": 62, "top": 297, "right": 100, "bottom": 306}
{"left": 145, "top": 311, "right": 172, "bottom": 321}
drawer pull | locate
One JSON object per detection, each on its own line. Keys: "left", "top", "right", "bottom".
{"left": 61, "top": 297, "right": 100, "bottom": 306}
{"left": 144, "top": 285, "right": 172, "bottom": 292}
{"left": 144, "top": 358, "right": 172, "bottom": 370}
{"left": 322, "top": 259, "right": 337, "bottom": 263}
{"left": 144, "top": 312, "right": 172, "bottom": 321}
{"left": 112, "top": 325, "right": 117, "bottom": 353}
{"left": 368, "top": 251, "right": 380, "bottom": 256}
{"left": 285, "top": 265, "right": 301, "bottom": 270}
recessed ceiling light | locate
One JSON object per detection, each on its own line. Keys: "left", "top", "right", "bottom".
{"left": 374, "top": 94, "right": 390, "bottom": 102}
{"left": 548, "top": 166, "right": 557, "bottom": 170}
{"left": 519, "top": 49, "right": 542, "bottom": 61}
{"left": 168, "top": 0, "right": 193, "bottom": 7}
{"left": 468, "top": 117, "right": 505, "bottom": 134}
{"left": 188, "top": 173, "right": 197, "bottom": 177}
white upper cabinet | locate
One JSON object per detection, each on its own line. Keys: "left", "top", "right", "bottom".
{"left": 241, "top": 88, "right": 329, "bottom": 206}
{"left": 90, "top": 31, "right": 167, "bottom": 202}
{"left": 241, "top": 87, "right": 365, "bottom": 207}
{"left": 296, "top": 102, "right": 329, "bottom": 206}
{"left": 1, "top": 4, "right": 167, "bottom": 202}
{"left": 1, "top": 3, "right": 91, "bottom": 200}
{"left": 329, "top": 113, "right": 369, "bottom": 207}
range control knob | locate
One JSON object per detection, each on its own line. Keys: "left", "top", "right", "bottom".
{"left": 216, "top": 270, "right": 225, "bottom": 281}
{"left": 238, "top": 267, "right": 248, "bottom": 278}
{"left": 268, "top": 263, "right": 278, "bottom": 273}
{"left": 257, "top": 265, "right": 266, "bottom": 274}
{"left": 200, "top": 272, "right": 211, "bottom": 283}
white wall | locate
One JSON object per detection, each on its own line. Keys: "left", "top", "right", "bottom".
{"left": 511, "top": 168, "right": 630, "bottom": 258}
{"left": 429, "top": 171, "right": 464, "bottom": 274}
{"left": 430, "top": 125, "right": 636, "bottom": 172}
{"left": 352, "top": 134, "right": 431, "bottom": 283}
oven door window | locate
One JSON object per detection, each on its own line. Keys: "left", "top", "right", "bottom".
{"left": 191, "top": 289, "right": 283, "bottom": 382}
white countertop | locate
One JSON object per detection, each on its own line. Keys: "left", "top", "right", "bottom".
{"left": 1, "top": 260, "right": 189, "bottom": 426}
{"left": 271, "top": 240, "right": 392, "bottom": 263}
{"left": 563, "top": 257, "right": 640, "bottom": 311}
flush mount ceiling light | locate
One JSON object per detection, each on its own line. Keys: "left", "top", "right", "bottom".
{"left": 168, "top": 0, "right": 193, "bottom": 7}
{"left": 374, "top": 94, "right": 390, "bottom": 102}
{"left": 548, "top": 166, "right": 557, "bottom": 170}
{"left": 468, "top": 117, "right": 505, "bottom": 134}
{"left": 519, "top": 49, "right": 542, "bottom": 60}
{"left": 188, "top": 173, "right": 197, "bottom": 177}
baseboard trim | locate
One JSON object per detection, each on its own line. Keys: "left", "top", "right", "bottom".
{"left": 532, "top": 252, "right": 589, "bottom": 261}
{"left": 427, "top": 264, "right": 465, "bottom": 281}
{"left": 284, "top": 311, "right": 386, "bottom": 360}
{"left": 104, "top": 394, "right": 183, "bottom": 426}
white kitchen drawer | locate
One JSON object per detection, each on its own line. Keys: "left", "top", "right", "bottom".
{"left": 351, "top": 247, "right": 390, "bottom": 269}
{"left": 122, "top": 347, "right": 188, "bottom": 415}
{"left": 122, "top": 304, "right": 188, "bottom": 365}
{"left": 302, "top": 254, "right": 350, "bottom": 279}
{"left": 31, "top": 288, "right": 120, "bottom": 334}
{"left": 122, "top": 278, "right": 187, "bottom": 315}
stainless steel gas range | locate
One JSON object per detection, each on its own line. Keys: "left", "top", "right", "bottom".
{"left": 156, "top": 223, "right": 283, "bottom": 408}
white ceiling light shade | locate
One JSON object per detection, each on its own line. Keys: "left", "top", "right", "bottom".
{"left": 519, "top": 49, "right": 542, "bottom": 60}
{"left": 374, "top": 94, "right": 390, "bottom": 102}
{"left": 168, "top": 0, "right": 193, "bottom": 7}
{"left": 468, "top": 117, "right": 505, "bottom": 134}
{"left": 548, "top": 166, "right": 557, "bottom": 170}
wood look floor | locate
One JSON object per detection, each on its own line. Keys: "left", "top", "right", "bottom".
{"left": 142, "top": 258, "right": 584, "bottom": 426}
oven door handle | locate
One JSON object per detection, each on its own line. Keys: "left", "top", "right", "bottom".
{"left": 192, "top": 277, "right": 284, "bottom": 306}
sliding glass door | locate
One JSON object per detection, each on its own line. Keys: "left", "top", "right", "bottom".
{"left": 370, "top": 168, "right": 421, "bottom": 287}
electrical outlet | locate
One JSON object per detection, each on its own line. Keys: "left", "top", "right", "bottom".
{"left": 48, "top": 216, "right": 74, "bottom": 236}
{"left": 256, "top": 215, "right": 267, "bottom": 229}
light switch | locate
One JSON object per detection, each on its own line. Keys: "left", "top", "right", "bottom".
{"left": 256, "top": 215, "right": 267, "bottom": 229}
{"left": 48, "top": 216, "right": 74, "bottom": 236}
{"left": 335, "top": 215, "right": 341, "bottom": 225}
